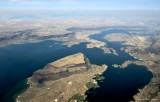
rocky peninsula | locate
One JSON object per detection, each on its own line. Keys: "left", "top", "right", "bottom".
{"left": 16, "top": 53, "right": 107, "bottom": 102}
{"left": 104, "top": 31, "right": 160, "bottom": 102}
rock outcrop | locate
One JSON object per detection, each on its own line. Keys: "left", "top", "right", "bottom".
{"left": 134, "top": 75, "right": 160, "bottom": 102}
{"left": 31, "top": 53, "right": 91, "bottom": 84}
{"left": 17, "top": 53, "right": 107, "bottom": 102}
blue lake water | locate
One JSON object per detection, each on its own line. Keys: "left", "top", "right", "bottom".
{"left": 88, "top": 29, "right": 153, "bottom": 101}
{"left": 0, "top": 29, "right": 153, "bottom": 102}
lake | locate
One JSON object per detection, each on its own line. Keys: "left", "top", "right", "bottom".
{"left": 0, "top": 29, "right": 153, "bottom": 102}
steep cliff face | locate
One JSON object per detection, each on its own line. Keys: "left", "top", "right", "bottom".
{"left": 30, "top": 53, "right": 91, "bottom": 84}
{"left": 17, "top": 53, "right": 107, "bottom": 102}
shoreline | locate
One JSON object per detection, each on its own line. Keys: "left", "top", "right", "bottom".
{"left": 16, "top": 53, "right": 108, "bottom": 102}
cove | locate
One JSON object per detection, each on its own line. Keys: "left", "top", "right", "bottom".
{"left": 86, "top": 29, "right": 153, "bottom": 101}
{"left": 0, "top": 29, "right": 153, "bottom": 102}
{"left": 86, "top": 64, "right": 153, "bottom": 102}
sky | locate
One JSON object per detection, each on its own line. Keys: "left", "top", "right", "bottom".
{"left": 0, "top": 0, "right": 160, "bottom": 10}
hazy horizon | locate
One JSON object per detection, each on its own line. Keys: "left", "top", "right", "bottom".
{"left": 0, "top": 0, "right": 160, "bottom": 10}
{"left": 1, "top": 0, "right": 160, "bottom": 20}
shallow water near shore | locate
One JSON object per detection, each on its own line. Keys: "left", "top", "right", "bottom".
{"left": 0, "top": 30, "right": 153, "bottom": 102}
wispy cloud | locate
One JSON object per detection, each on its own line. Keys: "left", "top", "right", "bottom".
{"left": 22, "top": 1, "right": 44, "bottom": 5}
{"left": 58, "top": 0, "right": 77, "bottom": 5}
{"left": 6, "top": 0, "right": 79, "bottom": 9}
{"left": 8, "top": 0, "right": 77, "bottom": 6}
{"left": 9, "top": 0, "right": 44, "bottom": 6}
{"left": 9, "top": 0, "right": 25, "bottom": 2}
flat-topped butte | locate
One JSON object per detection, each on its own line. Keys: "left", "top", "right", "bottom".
{"left": 17, "top": 53, "right": 107, "bottom": 102}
